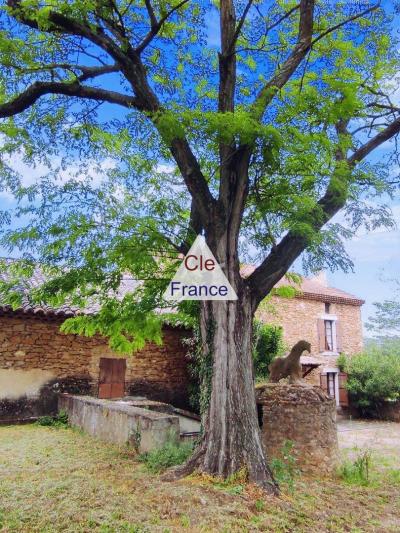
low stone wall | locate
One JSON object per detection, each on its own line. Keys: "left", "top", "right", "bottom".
{"left": 257, "top": 384, "right": 338, "bottom": 475}
{"left": 0, "top": 314, "right": 192, "bottom": 422}
{"left": 59, "top": 394, "right": 180, "bottom": 452}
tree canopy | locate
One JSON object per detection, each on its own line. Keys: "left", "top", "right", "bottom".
{"left": 0, "top": 0, "right": 399, "bottom": 351}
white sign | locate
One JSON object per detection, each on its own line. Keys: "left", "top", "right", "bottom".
{"left": 163, "top": 235, "right": 238, "bottom": 301}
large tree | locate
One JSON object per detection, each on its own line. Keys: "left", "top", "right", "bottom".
{"left": 0, "top": 0, "right": 399, "bottom": 492}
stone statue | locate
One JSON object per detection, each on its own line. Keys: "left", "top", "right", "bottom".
{"left": 268, "top": 340, "right": 311, "bottom": 384}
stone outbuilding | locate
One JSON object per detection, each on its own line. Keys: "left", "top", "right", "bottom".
{"left": 0, "top": 266, "right": 364, "bottom": 422}
{"left": 0, "top": 306, "right": 190, "bottom": 422}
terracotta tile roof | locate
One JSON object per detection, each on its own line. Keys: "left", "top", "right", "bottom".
{"left": 241, "top": 265, "right": 364, "bottom": 306}
{"left": 0, "top": 260, "right": 364, "bottom": 319}
{"left": 0, "top": 262, "right": 139, "bottom": 319}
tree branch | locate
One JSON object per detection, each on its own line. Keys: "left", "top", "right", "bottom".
{"left": 5, "top": 62, "right": 119, "bottom": 82}
{"left": 0, "top": 81, "right": 140, "bottom": 118}
{"left": 251, "top": 1, "right": 379, "bottom": 120}
{"left": 136, "top": 0, "right": 190, "bottom": 53}
{"left": 247, "top": 114, "right": 400, "bottom": 306}
{"left": 349, "top": 115, "right": 400, "bottom": 164}
{"left": 311, "top": 3, "right": 379, "bottom": 47}
{"left": 6, "top": 0, "right": 216, "bottom": 230}
{"left": 227, "top": 0, "right": 254, "bottom": 55}
{"left": 251, "top": 0, "right": 314, "bottom": 120}
{"left": 7, "top": 0, "right": 129, "bottom": 66}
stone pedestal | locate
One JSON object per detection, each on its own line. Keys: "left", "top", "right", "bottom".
{"left": 256, "top": 384, "right": 338, "bottom": 475}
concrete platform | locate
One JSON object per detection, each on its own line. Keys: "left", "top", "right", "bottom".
{"left": 59, "top": 394, "right": 180, "bottom": 452}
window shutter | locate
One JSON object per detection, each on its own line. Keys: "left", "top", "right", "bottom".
{"left": 338, "top": 372, "right": 349, "bottom": 407}
{"left": 317, "top": 319, "right": 325, "bottom": 352}
{"left": 336, "top": 320, "right": 343, "bottom": 353}
{"left": 320, "top": 373, "right": 328, "bottom": 393}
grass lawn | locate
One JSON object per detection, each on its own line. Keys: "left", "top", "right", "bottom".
{"left": 0, "top": 424, "right": 399, "bottom": 532}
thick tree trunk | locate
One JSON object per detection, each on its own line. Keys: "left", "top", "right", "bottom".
{"left": 165, "top": 237, "right": 278, "bottom": 494}
{"left": 197, "top": 296, "right": 278, "bottom": 493}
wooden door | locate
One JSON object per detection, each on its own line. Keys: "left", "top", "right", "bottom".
{"left": 98, "top": 357, "right": 126, "bottom": 399}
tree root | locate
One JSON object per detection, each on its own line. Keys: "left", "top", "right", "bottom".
{"left": 161, "top": 445, "right": 279, "bottom": 496}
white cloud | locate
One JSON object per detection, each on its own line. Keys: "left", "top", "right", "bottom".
{"left": 0, "top": 150, "right": 116, "bottom": 201}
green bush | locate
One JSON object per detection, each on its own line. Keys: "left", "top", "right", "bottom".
{"left": 336, "top": 353, "right": 347, "bottom": 372}
{"left": 269, "top": 440, "right": 299, "bottom": 493}
{"left": 36, "top": 410, "right": 69, "bottom": 428}
{"left": 252, "top": 321, "right": 284, "bottom": 379}
{"left": 338, "top": 449, "right": 372, "bottom": 486}
{"left": 345, "top": 347, "right": 400, "bottom": 417}
{"left": 138, "top": 438, "right": 194, "bottom": 474}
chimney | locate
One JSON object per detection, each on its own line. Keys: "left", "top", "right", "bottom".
{"left": 311, "top": 271, "right": 328, "bottom": 287}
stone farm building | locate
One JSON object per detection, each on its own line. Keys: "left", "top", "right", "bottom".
{"left": 249, "top": 269, "right": 364, "bottom": 408}
{"left": 0, "top": 268, "right": 364, "bottom": 422}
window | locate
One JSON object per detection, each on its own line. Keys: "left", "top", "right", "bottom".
{"left": 327, "top": 372, "right": 336, "bottom": 399}
{"left": 325, "top": 302, "right": 330, "bottom": 313}
{"left": 324, "top": 320, "right": 334, "bottom": 351}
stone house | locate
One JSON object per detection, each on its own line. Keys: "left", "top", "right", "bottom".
{"left": 0, "top": 267, "right": 363, "bottom": 422}
{"left": 251, "top": 270, "right": 364, "bottom": 408}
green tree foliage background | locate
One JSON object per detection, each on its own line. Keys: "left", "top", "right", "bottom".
{"left": 252, "top": 321, "right": 284, "bottom": 380}
{"left": 340, "top": 340, "right": 400, "bottom": 417}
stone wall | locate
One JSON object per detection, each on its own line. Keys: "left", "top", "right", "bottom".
{"left": 257, "top": 384, "right": 338, "bottom": 475}
{"left": 257, "top": 296, "right": 363, "bottom": 386}
{"left": 257, "top": 297, "right": 363, "bottom": 356}
{"left": 0, "top": 313, "right": 191, "bottom": 421}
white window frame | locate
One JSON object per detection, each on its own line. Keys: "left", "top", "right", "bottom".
{"left": 319, "top": 314, "right": 339, "bottom": 355}
{"left": 322, "top": 367, "right": 340, "bottom": 406}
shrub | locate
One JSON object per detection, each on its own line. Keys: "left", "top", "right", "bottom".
{"left": 269, "top": 440, "right": 299, "bottom": 492}
{"left": 138, "top": 438, "right": 194, "bottom": 474}
{"left": 336, "top": 353, "right": 347, "bottom": 372}
{"left": 36, "top": 410, "right": 69, "bottom": 428}
{"left": 338, "top": 449, "right": 372, "bottom": 486}
{"left": 252, "top": 321, "right": 284, "bottom": 379}
{"left": 345, "top": 347, "right": 400, "bottom": 417}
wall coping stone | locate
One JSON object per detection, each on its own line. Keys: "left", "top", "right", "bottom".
{"left": 256, "top": 383, "right": 335, "bottom": 406}
{"left": 59, "top": 393, "right": 180, "bottom": 422}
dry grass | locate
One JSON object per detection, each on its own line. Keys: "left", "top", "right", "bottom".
{"left": 0, "top": 425, "right": 399, "bottom": 532}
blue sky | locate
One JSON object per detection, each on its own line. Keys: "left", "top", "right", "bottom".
{"left": 328, "top": 205, "right": 399, "bottom": 335}
{"left": 0, "top": 2, "right": 399, "bottom": 336}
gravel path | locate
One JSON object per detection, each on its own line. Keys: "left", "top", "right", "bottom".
{"left": 338, "top": 418, "right": 400, "bottom": 464}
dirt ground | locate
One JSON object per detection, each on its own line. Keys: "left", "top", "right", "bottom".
{"left": 0, "top": 422, "right": 399, "bottom": 532}
{"left": 338, "top": 419, "right": 400, "bottom": 458}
